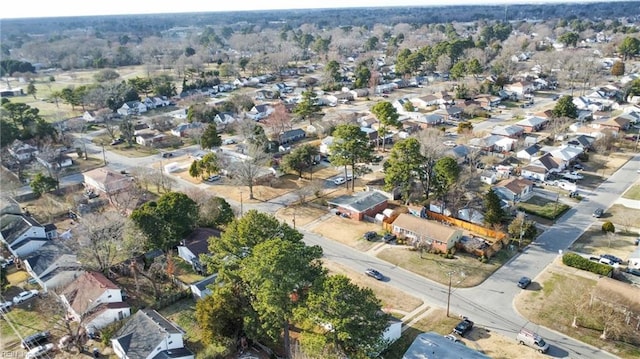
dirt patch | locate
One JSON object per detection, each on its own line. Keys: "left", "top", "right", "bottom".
{"left": 570, "top": 222, "right": 639, "bottom": 261}
{"left": 321, "top": 259, "right": 423, "bottom": 315}
{"left": 275, "top": 205, "right": 327, "bottom": 228}
{"left": 376, "top": 247, "right": 514, "bottom": 287}
{"left": 310, "top": 216, "right": 381, "bottom": 251}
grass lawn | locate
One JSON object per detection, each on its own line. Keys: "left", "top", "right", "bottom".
{"left": 376, "top": 246, "right": 515, "bottom": 287}
{"left": 159, "top": 298, "right": 205, "bottom": 353}
{"left": 570, "top": 223, "right": 639, "bottom": 260}
{"left": 622, "top": 185, "right": 640, "bottom": 200}
{"left": 517, "top": 195, "right": 570, "bottom": 220}
{"left": 173, "top": 257, "right": 206, "bottom": 284}
{"left": 0, "top": 300, "right": 52, "bottom": 350}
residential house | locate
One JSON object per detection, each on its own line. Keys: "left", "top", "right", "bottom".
{"left": 171, "top": 122, "right": 203, "bottom": 137}
{"left": 491, "top": 125, "right": 525, "bottom": 138}
{"left": 190, "top": 274, "right": 217, "bottom": 299}
{"left": 469, "top": 135, "right": 503, "bottom": 152}
{"left": 360, "top": 127, "right": 379, "bottom": 145}
{"left": 393, "top": 98, "right": 413, "bottom": 114}
{"left": 504, "top": 81, "right": 534, "bottom": 95}
{"left": 494, "top": 137, "right": 517, "bottom": 152}
{"left": 445, "top": 106, "right": 463, "bottom": 120}
{"left": 521, "top": 165, "right": 548, "bottom": 182}
{"left": 319, "top": 136, "right": 334, "bottom": 155}
{"left": 411, "top": 94, "right": 440, "bottom": 108}
{"left": 83, "top": 168, "right": 132, "bottom": 196}
{"left": 457, "top": 208, "right": 485, "bottom": 225}
{"left": 177, "top": 228, "right": 219, "bottom": 274}
{"left": 515, "top": 116, "right": 548, "bottom": 133}
{"left": 413, "top": 113, "right": 445, "bottom": 129}
{"left": 445, "top": 145, "right": 469, "bottom": 164}
{"left": 516, "top": 144, "right": 541, "bottom": 162}
{"left": 327, "top": 191, "right": 388, "bottom": 221}
{"left": 23, "top": 241, "right": 84, "bottom": 292}
{"left": 549, "top": 145, "right": 582, "bottom": 163}
{"left": 60, "top": 272, "right": 130, "bottom": 332}
{"left": 599, "top": 116, "right": 631, "bottom": 133}
{"left": 214, "top": 112, "right": 237, "bottom": 129}
{"left": 83, "top": 111, "right": 101, "bottom": 123}
{"left": 35, "top": 153, "right": 73, "bottom": 171}
{"left": 1, "top": 213, "right": 56, "bottom": 258}
{"left": 403, "top": 332, "right": 490, "bottom": 359}
{"left": 111, "top": 309, "right": 194, "bottom": 359}
{"left": 135, "top": 130, "right": 167, "bottom": 147}
{"left": 480, "top": 171, "right": 498, "bottom": 185}
{"left": 247, "top": 104, "right": 274, "bottom": 121}
{"left": 327, "top": 92, "right": 355, "bottom": 104}
{"left": 531, "top": 152, "right": 566, "bottom": 173}
{"left": 149, "top": 96, "right": 171, "bottom": 108}
{"left": 493, "top": 178, "right": 534, "bottom": 203}
{"left": 278, "top": 128, "right": 306, "bottom": 145}
{"left": 565, "top": 135, "right": 595, "bottom": 152}
{"left": 8, "top": 140, "right": 39, "bottom": 162}
{"left": 117, "top": 101, "right": 147, "bottom": 116}
{"left": 474, "top": 94, "right": 501, "bottom": 109}
{"left": 272, "top": 83, "right": 293, "bottom": 94}
{"left": 374, "top": 83, "right": 397, "bottom": 95}
{"left": 349, "top": 88, "right": 369, "bottom": 99}
{"left": 390, "top": 213, "right": 463, "bottom": 253}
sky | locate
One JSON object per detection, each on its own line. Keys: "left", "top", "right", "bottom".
{"left": 1, "top": 0, "right": 594, "bottom": 20}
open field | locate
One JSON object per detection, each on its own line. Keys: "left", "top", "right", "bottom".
{"left": 376, "top": 246, "right": 515, "bottom": 287}
{"left": 311, "top": 216, "right": 381, "bottom": 251}
{"left": 570, "top": 222, "right": 639, "bottom": 261}
{"left": 275, "top": 205, "right": 328, "bottom": 228}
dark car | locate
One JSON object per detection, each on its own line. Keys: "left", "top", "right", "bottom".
{"left": 600, "top": 254, "right": 623, "bottom": 264}
{"left": 161, "top": 152, "right": 173, "bottom": 158}
{"left": 573, "top": 163, "right": 584, "bottom": 170}
{"left": 363, "top": 231, "right": 377, "bottom": 241}
{"left": 110, "top": 138, "right": 124, "bottom": 146}
{"left": 383, "top": 233, "right": 397, "bottom": 243}
{"left": 365, "top": 268, "right": 384, "bottom": 280}
{"left": 592, "top": 208, "right": 604, "bottom": 218}
{"left": 626, "top": 268, "right": 640, "bottom": 277}
{"left": 517, "top": 276, "right": 532, "bottom": 289}
{"left": 453, "top": 318, "right": 474, "bottom": 336}
{"left": 21, "top": 331, "right": 50, "bottom": 349}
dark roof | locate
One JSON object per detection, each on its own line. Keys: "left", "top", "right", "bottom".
{"left": 521, "top": 144, "right": 541, "bottom": 156}
{"left": 152, "top": 347, "right": 195, "bottom": 359}
{"left": 24, "top": 242, "right": 79, "bottom": 276}
{"left": 44, "top": 223, "right": 57, "bottom": 232}
{"left": 113, "top": 309, "right": 184, "bottom": 359}
{"left": 1, "top": 214, "right": 44, "bottom": 244}
{"left": 192, "top": 274, "right": 218, "bottom": 291}
{"left": 181, "top": 228, "right": 219, "bottom": 257}
{"left": 280, "top": 128, "right": 306, "bottom": 138}
{"left": 327, "top": 191, "right": 388, "bottom": 213}
{"left": 11, "top": 237, "right": 48, "bottom": 250}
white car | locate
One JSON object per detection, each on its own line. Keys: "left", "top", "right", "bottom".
{"left": 25, "top": 343, "right": 55, "bottom": 359}
{"left": 0, "top": 301, "right": 12, "bottom": 312}
{"left": 333, "top": 177, "right": 346, "bottom": 185}
{"left": 12, "top": 289, "right": 39, "bottom": 304}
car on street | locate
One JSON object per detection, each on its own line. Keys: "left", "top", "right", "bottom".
{"left": 363, "top": 231, "right": 377, "bottom": 241}
{"left": 453, "top": 318, "right": 474, "bottom": 336}
{"left": 626, "top": 268, "right": 640, "bottom": 276}
{"left": 592, "top": 208, "right": 604, "bottom": 218}
{"left": 365, "top": 268, "right": 384, "bottom": 280}
{"left": 383, "top": 233, "right": 397, "bottom": 243}
{"left": 600, "top": 254, "right": 623, "bottom": 264}
{"left": 161, "top": 152, "right": 173, "bottom": 158}
{"left": 0, "top": 301, "right": 12, "bottom": 312}
{"left": 346, "top": 174, "right": 353, "bottom": 181}
{"left": 333, "top": 177, "right": 346, "bottom": 185}
{"left": 110, "top": 138, "right": 124, "bottom": 146}
{"left": 517, "top": 276, "right": 532, "bottom": 289}
{"left": 372, "top": 155, "right": 384, "bottom": 163}
{"left": 223, "top": 138, "right": 237, "bottom": 145}
{"left": 25, "top": 343, "right": 55, "bottom": 358}
{"left": 13, "top": 289, "right": 39, "bottom": 304}
{"left": 21, "top": 331, "right": 51, "bottom": 349}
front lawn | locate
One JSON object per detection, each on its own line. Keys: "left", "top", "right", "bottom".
{"left": 622, "top": 185, "right": 640, "bottom": 200}
{"left": 517, "top": 195, "right": 570, "bottom": 220}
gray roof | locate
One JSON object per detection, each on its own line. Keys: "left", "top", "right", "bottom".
{"left": 113, "top": 309, "right": 184, "bottom": 359}
{"left": 491, "top": 125, "right": 524, "bottom": 137}
{"left": 193, "top": 274, "right": 218, "bottom": 292}
{"left": 152, "top": 347, "right": 194, "bottom": 359}
{"left": 521, "top": 144, "right": 541, "bottom": 156}
{"left": 1, "top": 214, "right": 43, "bottom": 244}
{"left": 24, "top": 241, "right": 80, "bottom": 276}
{"left": 327, "top": 191, "right": 388, "bottom": 213}
{"left": 403, "top": 332, "right": 490, "bottom": 358}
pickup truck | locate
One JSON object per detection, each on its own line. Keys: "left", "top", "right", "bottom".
{"left": 453, "top": 318, "right": 474, "bottom": 336}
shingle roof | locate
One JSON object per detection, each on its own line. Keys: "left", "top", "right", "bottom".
{"left": 113, "top": 309, "right": 184, "bottom": 359}
{"left": 181, "top": 228, "right": 219, "bottom": 258}
{"left": 327, "top": 191, "right": 388, "bottom": 213}
{"left": 496, "top": 178, "right": 533, "bottom": 195}
{"left": 61, "top": 272, "right": 120, "bottom": 316}
{"left": 392, "top": 213, "right": 460, "bottom": 243}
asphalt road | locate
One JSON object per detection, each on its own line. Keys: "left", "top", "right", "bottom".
{"left": 23, "top": 129, "right": 638, "bottom": 358}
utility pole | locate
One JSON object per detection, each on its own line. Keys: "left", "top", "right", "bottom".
{"left": 446, "top": 271, "right": 453, "bottom": 317}
{"left": 239, "top": 191, "right": 243, "bottom": 217}
{"left": 292, "top": 212, "right": 296, "bottom": 229}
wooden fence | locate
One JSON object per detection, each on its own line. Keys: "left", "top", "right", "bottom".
{"left": 425, "top": 210, "right": 508, "bottom": 244}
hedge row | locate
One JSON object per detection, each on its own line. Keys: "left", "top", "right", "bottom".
{"left": 562, "top": 253, "right": 612, "bottom": 276}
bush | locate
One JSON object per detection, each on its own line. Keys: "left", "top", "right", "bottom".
{"left": 562, "top": 253, "right": 612, "bottom": 276}
{"left": 601, "top": 221, "right": 615, "bottom": 233}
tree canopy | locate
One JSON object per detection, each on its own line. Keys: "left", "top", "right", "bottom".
{"left": 552, "top": 95, "right": 578, "bottom": 119}
{"left": 281, "top": 144, "right": 318, "bottom": 178}
{"left": 484, "top": 188, "right": 505, "bottom": 225}
{"left": 329, "top": 124, "right": 374, "bottom": 190}
{"left": 201, "top": 123, "right": 222, "bottom": 149}
{"left": 384, "top": 138, "right": 425, "bottom": 204}
{"left": 371, "top": 101, "right": 400, "bottom": 151}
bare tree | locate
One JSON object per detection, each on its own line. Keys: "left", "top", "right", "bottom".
{"left": 230, "top": 144, "right": 271, "bottom": 200}
{"left": 416, "top": 128, "right": 447, "bottom": 199}
{"left": 35, "top": 292, "right": 86, "bottom": 353}
{"left": 72, "top": 211, "right": 125, "bottom": 273}
{"left": 66, "top": 117, "right": 89, "bottom": 160}
{"left": 550, "top": 276, "right": 591, "bottom": 329}
{"left": 264, "top": 103, "right": 292, "bottom": 136}
{"left": 186, "top": 126, "right": 205, "bottom": 149}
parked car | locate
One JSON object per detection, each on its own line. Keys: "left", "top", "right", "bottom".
{"left": 25, "top": 343, "right": 55, "bottom": 358}
{"left": 364, "top": 268, "right": 384, "bottom": 280}
{"left": 592, "top": 208, "right": 604, "bottom": 218}
{"left": 110, "top": 138, "right": 124, "bottom": 146}
{"left": 444, "top": 334, "right": 462, "bottom": 343}
{"left": 517, "top": 329, "right": 549, "bottom": 353}
{"left": 161, "top": 152, "right": 173, "bottom": 158}
{"left": 0, "top": 301, "right": 12, "bottom": 312}
{"left": 453, "top": 318, "right": 474, "bottom": 336}
{"left": 13, "top": 289, "right": 39, "bottom": 304}
{"left": 383, "top": 233, "right": 397, "bottom": 243}
{"left": 223, "top": 138, "right": 237, "bottom": 145}
{"left": 600, "top": 254, "right": 623, "bottom": 264}
{"left": 517, "top": 276, "right": 532, "bottom": 289}
{"left": 626, "top": 268, "right": 640, "bottom": 276}
{"left": 206, "top": 174, "right": 221, "bottom": 182}
{"left": 363, "top": 231, "right": 377, "bottom": 241}
{"left": 572, "top": 163, "right": 584, "bottom": 170}
{"left": 333, "top": 177, "right": 346, "bottom": 185}
{"left": 21, "top": 331, "right": 50, "bottom": 349}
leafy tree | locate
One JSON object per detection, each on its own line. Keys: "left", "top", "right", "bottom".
{"left": 2, "top": 101, "right": 41, "bottom": 134}
{"left": 0, "top": 59, "right": 35, "bottom": 76}
{"left": 281, "top": 144, "right": 318, "bottom": 178}
{"left": 371, "top": 101, "right": 400, "bottom": 151}
{"left": 201, "top": 123, "right": 222, "bottom": 150}
{"left": 507, "top": 213, "right": 537, "bottom": 246}
{"left": 27, "top": 81, "right": 37, "bottom": 99}
{"left": 239, "top": 57, "right": 250, "bottom": 72}
{"left": 329, "top": 124, "right": 374, "bottom": 191}
{"left": 189, "top": 153, "right": 219, "bottom": 180}
{"left": 466, "top": 58, "right": 483, "bottom": 79}
{"left": 30, "top": 173, "right": 58, "bottom": 196}
{"left": 184, "top": 46, "right": 196, "bottom": 57}
{"left": 457, "top": 121, "right": 473, "bottom": 134}
{"left": 618, "top": 36, "right": 640, "bottom": 60}
{"left": 198, "top": 196, "right": 234, "bottom": 228}
{"left": 450, "top": 60, "right": 467, "bottom": 80}
{"left": 187, "top": 104, "right": 219, "bottom": 123}
{"left": 601, "top": 221, "right": 615, "bottom": 233}
{"left": 128, "top": 76, "right": 153, "bottom": 95}
{"left": 295, "top": 275, "right": 389, "bottom": 359}
{"left": 354, "top": 62, "right": 371, "bottom": 89}
{"left": 363, "top": 36, "right": 379, "bottom": 51}
{"left": 558, "top": 32, "right": 579, "bottom": 48}
{"left": 323, "top": 60, "right": 341, "bottom": 89}
{"left": 384, "top": 138, "right": 425, "bottom": 204}
{"left": 196, "top": 283, "right": 245, "bottom": 344}
{"left": 552, "top": 95, "right": 578, "bottom": 119}
{"left": 0, "top": 119, "right": 20, "bottom": 147}
{"left": 611, "top": 61, "right": 625, "bottom": 77}
{"left": 432, "top": 157, "right": 460, "bottom": 199}
{"left": 293, "top": 89, "right": 320, "bottom": 124}
{"left": 94, "top": 69, "right": 121, "bottom": 83}
{"left": 484, "top": 188, "right": 504, "bottom": 225}
{"left": 130, "top": 192, "right": 199, "bottom": 250}
{"left": 240, "top": 238, "right": 324, "bottom": 358}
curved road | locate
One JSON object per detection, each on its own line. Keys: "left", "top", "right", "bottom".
{"left": 27, "top": 132, "right": 639, "bottom": 358}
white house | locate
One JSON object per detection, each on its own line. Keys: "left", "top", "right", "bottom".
{"left": 117, "top": 101, "right": 147, "bottom": 116}
{"left": 319, "top": 136, "right": 334, "bottom": 155}
{"left": 0, "top": 213, "right": 56, "bottom": 258}
{"left": 60, "top": 272, "right": 130, "bottom": 332}
{"left": 112, "top": 309, "right": 194, "bottom": 359}
{"left": 23, "top": 241, "right": 84, "bottom": 292}
{"left": 190, "top": 274, "right": 217, "bottom": 300}
{"left": 628, "top": 247, "right": 640, "bottom": 269}
{"left": 480, "top": 171, "right": 498, "bottom": 185}
{"left": 8, "top": 140, "right": 39, "bottom": 161}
